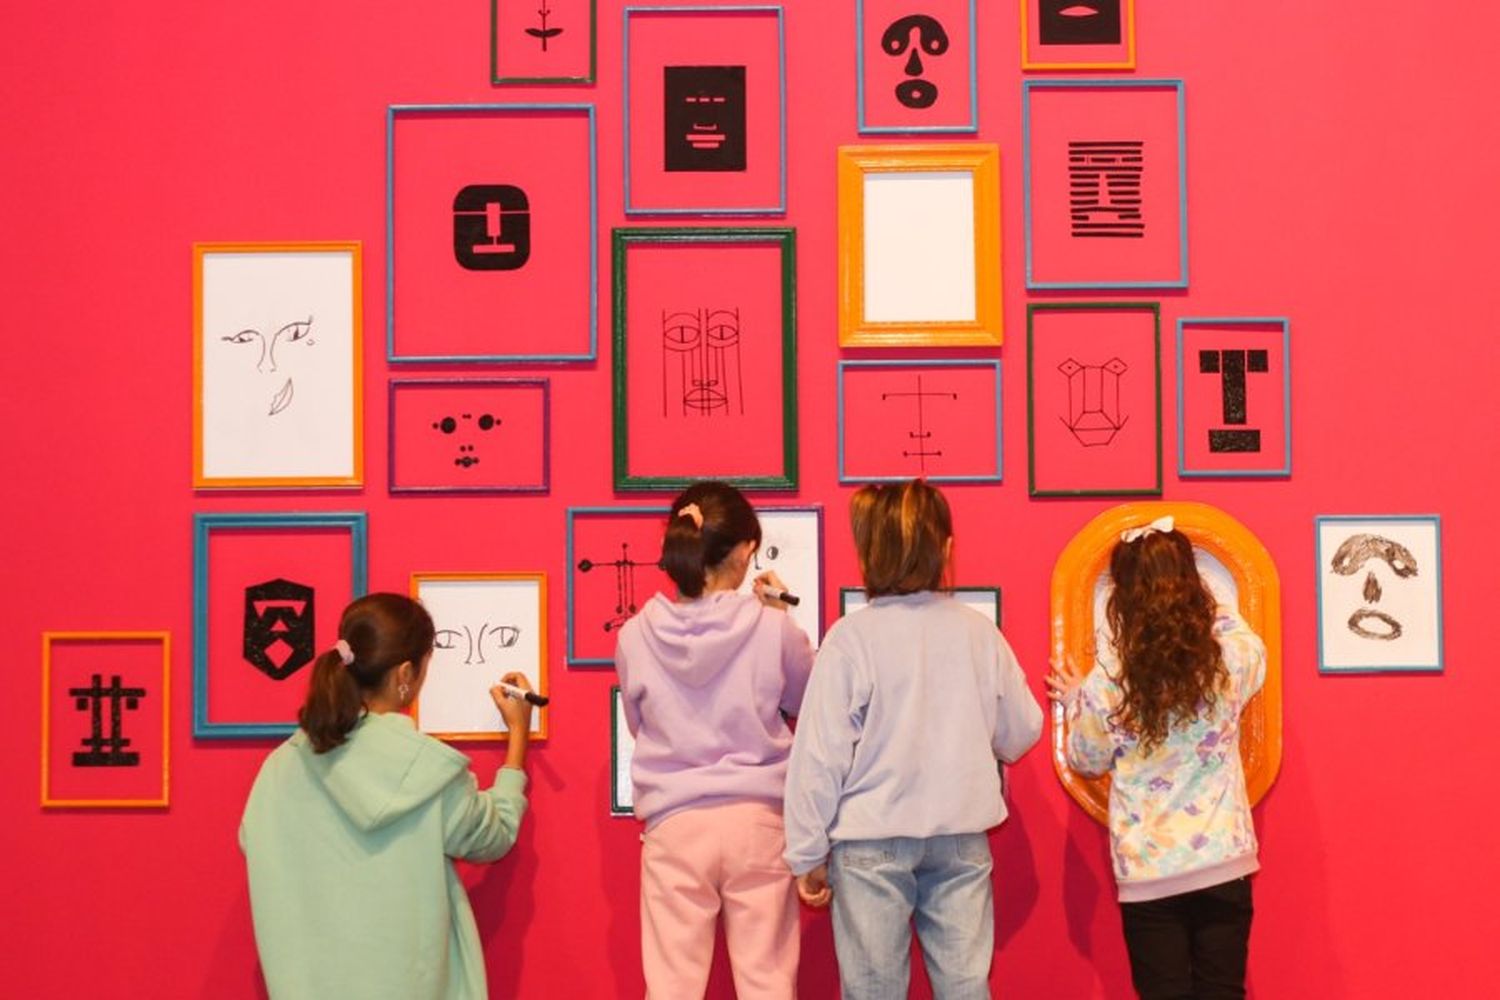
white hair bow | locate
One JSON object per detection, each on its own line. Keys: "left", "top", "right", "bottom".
{"left": 1119, "top": 515, "right": 1175, "bottom": 544}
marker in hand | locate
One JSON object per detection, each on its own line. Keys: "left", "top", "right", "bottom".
{"left": 497, "top": 680, "right": 549, "bottom": 707}
{"left": 759, "top": 585, "right": 801, "bottom": 607}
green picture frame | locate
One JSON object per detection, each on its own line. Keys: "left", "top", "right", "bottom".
{"left": 491, "top": 0, "right": 597, "bottom": 85}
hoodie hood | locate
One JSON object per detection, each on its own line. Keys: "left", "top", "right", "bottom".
{"left": 634, "top": 591, "right": 766, "bottom": 688}
{"left": 292, "top": 712, "right": 468, "bottom": 833}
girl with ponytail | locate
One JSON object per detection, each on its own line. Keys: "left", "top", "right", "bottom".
{"left": 241, "top": 592, "right": 536, "bottom": 999}
{"left": 614, "top": 481, "right": 815, "bottom": 999}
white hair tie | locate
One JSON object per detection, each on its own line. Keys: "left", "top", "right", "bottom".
{"left": 677, "top": 503, "right": 704, "bottom": 530}
{"left": 333, "top": 639, "right": 355, "bottom": 666}
{"left": 1120, "top": 515, "right": 1175, "bottom": 544}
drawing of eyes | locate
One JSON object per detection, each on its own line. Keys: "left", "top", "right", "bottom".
{"left": 434, "top": 629, "right": 464, "bottom": 651}
{"left": 275, "top": 317, "right": 314, "bottom": 347}
{"left": 490, "top": 625, "right": 521, "bottom": 650}
{"left": 223, "top": 329, "right": 262, "bottom": 346}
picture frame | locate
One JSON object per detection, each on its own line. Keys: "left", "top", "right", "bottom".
{"left": 566, "top": 506, "right": 674, "bottom": 666}
{"left": 1027, "top": 302, "right": 1162, "bottom": 498}
{"left": 611, "top": 685, "right": 635, "bottom": 816}
{"left": 388, "top": 378, "right": 551, "bottom": 494}
{"left": 193, "top": 241, "right": 363, "bottom": 489}
{"left": 856, "top": 0, "right": 978, "bottom": 135}
{"left": 1315, "top": 515, "right": 1443, "bottom": 674}
{"left": 387, "top": 103, "right": 598, "bottom": 363}
{"left": 41, "top": 631, "right": 170, "bottom": 809}
{"left": 492, "top": 0, "right": 597, "bottom": 85}
{"left": 1020, "top": 0, "right": 1137, "bottom": 72}
{"left": 1051, "top": 501, "right": 1283, "bottom": 825}
{"left": 837, "top": 360, "right": 1002, "bottom": 484}
{"left": 1177, "top": 318, "right": 1292, "bottom": 479}
{"left": 1022, "top": 79, "right": 1187, "bottom": 290}
{"left": 622, "top": 5, "right": 787, "bottom": 216}
{"left": 192, "top": 512, "right": 368, "bottom": 739}
{"left": 838, "top": 144, "right": 1002, "bottom": 347}
{"left": 839, "top": 586, "right": 1001, "bottom": 626}
{"left": 738, "top": 506, "right": 825, "bottom": 647}
{"left": 411, "top": 573, "right": 549, "bottom": 740}
{"left": 612, "top": 227, "right": 798, "bottom": 491}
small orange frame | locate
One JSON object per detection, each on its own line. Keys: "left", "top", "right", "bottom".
{"left": 1050, "top": 502, "right": 1282, "bottom": 825}
{"left": 192, "top": 241, "right": 365, "bottom": 489}
{"left": 838, "top": 144, "right": 1002, "bottom": 348}
{"left": 1019, "top": 0, "right": 1137, "bottom": 72}
{"left": 41, "top": 631, "right": 171, "bottom": 809}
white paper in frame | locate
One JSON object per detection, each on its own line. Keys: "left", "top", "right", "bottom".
{"left": 734, "top": 508, "right": 823, "bottom": 648}
{"left": 611, "top": 687, "right": 635, "bottom": 815}
{"left": 862, "top": 171, "right": 977, "bottom": 324}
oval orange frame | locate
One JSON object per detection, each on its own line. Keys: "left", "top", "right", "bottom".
{"left": 1050, "top": 501, "right": 1283, "bottom": 824}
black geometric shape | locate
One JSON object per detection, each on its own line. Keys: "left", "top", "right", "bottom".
{"left": 453, "top": 184, "right": 531, "bottom": 271}
{"left": 664, "top": 66, "right": 747, "bottom": 172}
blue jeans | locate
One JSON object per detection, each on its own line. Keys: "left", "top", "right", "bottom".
{"left": 828, "top": 833, "right": 995, "bottom": 999}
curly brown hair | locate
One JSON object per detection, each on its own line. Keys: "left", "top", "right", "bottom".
{"left": 1105, "top": 528, "right": 1225, "bottom": 753}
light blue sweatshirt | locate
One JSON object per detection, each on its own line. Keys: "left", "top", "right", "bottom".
{"left": 782, "top": 591, "right": 1044, "bottom": 875}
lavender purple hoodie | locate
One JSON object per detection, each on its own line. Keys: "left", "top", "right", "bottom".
{"left": 614, "top": 590, "right": 815, "bottom": 828}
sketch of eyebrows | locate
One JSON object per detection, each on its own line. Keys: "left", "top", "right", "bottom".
{"left": 1330, "top": 534, "right": 1418, "bottom": 578}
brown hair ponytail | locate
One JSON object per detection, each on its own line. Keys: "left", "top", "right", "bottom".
{"left": 298, "top": 593, "right": 436, "bottom": 753}
{"left": 659, "top": 481, "right": 762, "bottom": 599}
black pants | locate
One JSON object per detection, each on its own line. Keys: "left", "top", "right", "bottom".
{"left": 1119, "top": 877, "right": 1254, "bottom": 1000}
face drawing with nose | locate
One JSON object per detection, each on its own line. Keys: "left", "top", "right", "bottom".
{"left": 434, "top": 622, "right": 521, "bottom": 665}
{"left": 221, "top": 316, "right": 315, "bottom": 416}
{"left": 431, "top": 412, "right": 502, "bottom": 469}
{"left": 1330, "top": 533, "right": 1419, "bottom": 641}
{"left": 881, "top": 14, "right": 949, "bottom": 110}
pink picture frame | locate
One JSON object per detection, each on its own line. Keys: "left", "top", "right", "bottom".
{"left": 388, "top": 378, "right": 550, "bottom": 494}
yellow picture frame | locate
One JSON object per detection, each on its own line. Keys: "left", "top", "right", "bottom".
{"left": 1019, "top": 0, "right": 1137, "bottom": 72}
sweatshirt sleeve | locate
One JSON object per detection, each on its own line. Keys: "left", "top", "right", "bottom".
{"left": 1214, "top": 605, "right": 1267, "bottom": 706}
{"left": 441, "top": 767, "right": 529, "bottom": 864}
{"left": 991, "top": 631, "right": 1044, "bottom": 763}
{"left": 1065, "top": 629, "right": 1125, "bottom": 777}
{"left": 614, "top": 631, "right": 643, "bottom": 738}
{"left": 782, "top": 634, "right": 868, "bottom": 876}
{"left": 778, "top": 612, "right": 816, "bottom": 716}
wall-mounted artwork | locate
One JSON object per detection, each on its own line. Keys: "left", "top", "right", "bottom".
{"left": 838, "top": 144, "right": 1002, "bottom": 347}
{"left": 840, "top": 586, "right": 1000, "bottom": 626}
{"left": 1051, "top": 501, "right": 1283, "bottom": 825}
{"left": 492, "top": 0, "right": 596, "bottom": 84}
{"left": 856, "top": 0, "right": 978, "bottom": 134}
{"left": 1020, "top": 0, "right": 1136, "bottom": 71}
{"left": 1316, "top": 516, "right": 1443, "bottom": 674}
{"left": 388, "top": 378, "right": 550, "bottom": 494}
{"left": 193, "top": 513, "right": 368, "bottom": 738}
{"left": 612, "top": 227, "right": 797, "bottom": 490}
{"left": 611, "top": 685, "right": 635, "bottom": 815}
{"left": 41, "top": 632, "right": 170, "bottom": 808}
{"left": 1028, "top": 302, "right": 1161, "bottom": 497}
{"left": 1178, "top": 318, "right": 1291, "bottom": 478}
{"left": 623, "top": 5, "right": 786, "bottom": 215}
{"left": 566, "top": 506, "right": 675, "bottom": 666}
{"left": 411, "top": 573, "right": 548, "bottom": 739}
{"left": 193, "top": 242, "right": 362, "bottom": 489}
{"left": 737, "top": 506, "right": 825, "bottom": 647}
{"left": 387, "top": 103, "right": 597, "bottom": 363}
{"left": 838, "top": 360, "right": 1002, "bottom": 483}
{"left": 1022, "top": 80, "right": 1186, "bottom": 290}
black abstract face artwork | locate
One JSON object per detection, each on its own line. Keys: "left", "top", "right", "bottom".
{"left": 663, "top": 66, "right": 747, "bottom": 172}
{"left": 1058, "top": 357, "right": 1129, "bottom": 446}
{"left": 662, "top": 307, "right": 744, "bottom": 417}
{"left": 578, "top": 542, "right": 658, "bottom": 632}
{"left": 1068, "top": 140, "right": 1144, "bottom": 239}
{"left": 1039, "top": 0, "right": 1122, "bottom": 46}
{"left": 453, "top": 184, "right": 532, "bottom": 271}
{"left": 70, "top": 674, "right": 146, "bottom": 767}
{"left": 435, "top": 622, "right": 522, "bottom": 665}
{"left": 880, "top": 14, "right": 949, "bottom": 110}
{"left": 431, "top": 411, "right": 502, "bottom": 469}
{"left": 220, "top": 316, "right": 315, "bottom": 416}
{"left": 880, "top": 373, "right": 959, "bottom": 471}
{"left": 243, "top": 578, "right": 317, "bottom": 680}
{"left": 1329, "top": 534, "right": 1419, "bottom": 641}
{"left": 1199, "top": 349, "right": 1269, "bottom": 453}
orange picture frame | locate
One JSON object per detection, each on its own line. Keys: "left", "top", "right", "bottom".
{"left": 1049, "top": 501, "right": 1282, "bottom": 824}
{"left": 837, "top": 144, "right": 1002, "bottom": 347}
{"left": 1020, "top": 0, "right": 1137, "bottom": 72}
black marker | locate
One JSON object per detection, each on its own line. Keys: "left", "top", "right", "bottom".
{"left": 497, "top": 680, "right": 550, "bottom": 707}
{"left": 759, "top": 585, "right": 801, "bottom": 607}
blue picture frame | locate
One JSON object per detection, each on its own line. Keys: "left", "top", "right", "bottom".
{"left": 565, "top": 505, "right": 670, "bottom": 666}
{"left": 622, "top": 5, "right": 788, "bottom": 216}
{"left": 1176, "top": 317, "right": 1293, "bottom": 479}
{"left": 855, "top": 0, "right": 979, "bottom": 135}
{"left": 1021, "top": 78, "right": 1189, "bottom": 291}
{"left": 192, "top": 512, "right": 369, "bottom": 739}
{"left": 387, "top": 377, "right": 552, "bottom": 495}
{"left": 837, "top": 359, "right": 1003, "bottom": 484}
{"left": 1315, "top": 515, "right": 1444, "bottom": 675}
{"left": 385, "top": 103, "right": 599, "bottom": 364}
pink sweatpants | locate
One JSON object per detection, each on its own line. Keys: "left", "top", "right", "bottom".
{"left": 640, "top": 800, "right": 800, "bottom": 999}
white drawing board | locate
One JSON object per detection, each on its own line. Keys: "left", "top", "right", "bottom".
{"left": 735, "top": 508, "right": 823, "bottom": 648}
{"left": 862, "top": 171, "right": 977, "bottom": 324}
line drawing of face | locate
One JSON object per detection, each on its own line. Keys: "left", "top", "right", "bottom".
{"left": 881, "top": 14, "right": 949, "bottom": 110}
{"left": 431, "top": 411, "right": 502, "bottom": 469}
{"left": 1329, "top": 533, "right": 1419, "bottom": 641}
{"left": 434, "top": 622, "right": 521, "bottom": 665}
{"left": 220, "top": 316, "right": 315, "bottom": 416}
{"left": 1039, "top": 0, "right": 1122, "bottom": 46}
{"left": 1058, "top": 356, "right": 1129, "bottom": 446}
{"left": 663, "top": 65, "right": 747, "bottom": 172}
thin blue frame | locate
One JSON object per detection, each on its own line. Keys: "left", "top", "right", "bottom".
{"left": 192, "top": 512, "right": 369, "bottom": 738}
{"left": 1314, "top": 515, "right": 1444, "bottom": 675}
{"left": 855, "top": 0, "right": 979, "bottom": 135}
{"left": 1021, "top": 79, "right": 1189, "bottom": 291}
{"left": 839, "top": 586, "right": 1001, "bottom": 626}
{"left": 622, "top": 6, "right": 788, "bottom": 216}
{"left": 1176, "top": 317, "right": 1292, "bottom": 479}
{"left": 836, "top": 359, "right": 1003, "bottom": 484}
{"left": 387, "top": 377, "right": 552, "bottom": 495}
{"left": 385, "top": 103, "right": 599, "bottom": 363}
{"left": 566, "top": 505, "right": 670, "bottom": 666}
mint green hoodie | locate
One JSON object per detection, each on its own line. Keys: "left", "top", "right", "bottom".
{"left": 240, "top": 712, "right": 528, "bottom": 999}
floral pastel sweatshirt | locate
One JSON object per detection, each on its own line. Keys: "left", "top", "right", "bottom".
{"left": 1066, "top": 604, "right": 1266, "bottom": 903}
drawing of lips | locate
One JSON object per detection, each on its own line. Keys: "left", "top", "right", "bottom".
{"left": 687, "top": 126, "right": 725, "bottom": 149}
{"left": 269, "top": 378, "right": 294, "bottom": 416}
{"left": 1348, "top": 609, "right": 1402, "bottom": 641}
{"left": 1059, "top": 4, "right": 1100, "bottom": 18}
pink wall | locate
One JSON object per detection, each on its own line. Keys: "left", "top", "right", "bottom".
{"left": 3, "top": 2, "right": 1493, "bottom": 996}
